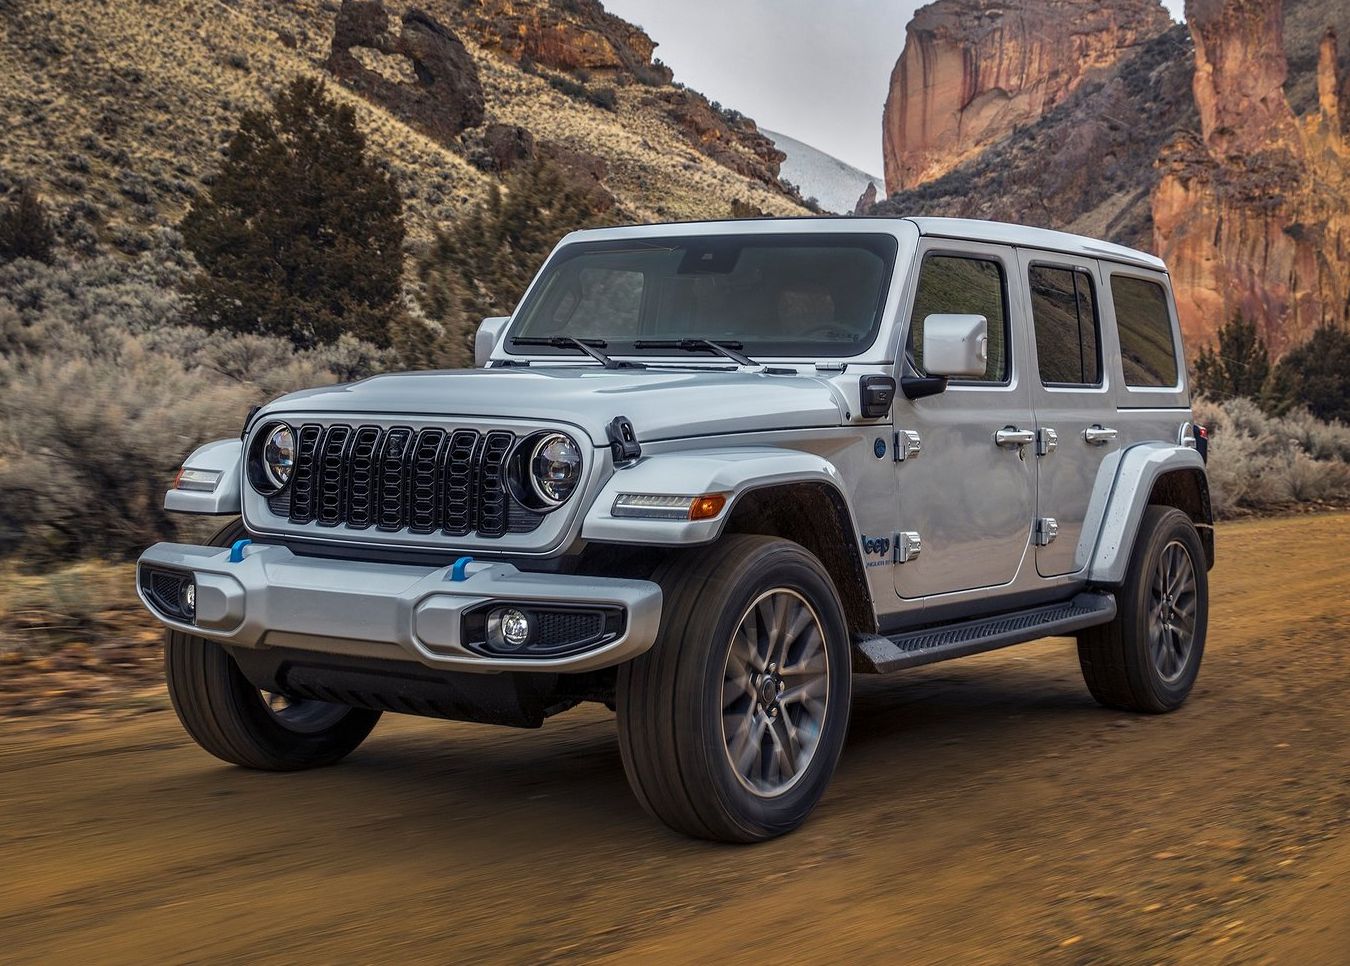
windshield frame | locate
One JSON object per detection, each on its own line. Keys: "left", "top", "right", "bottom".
{"left": 503, "top": 231, "right": 901, "bottom": 362}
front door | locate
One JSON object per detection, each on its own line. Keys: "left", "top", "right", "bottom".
{"left": 894, "top": 242, "right": 1036, "bottom": 600}
{"left": 1017, "top": 251, "right": 1120, "bottom": 577}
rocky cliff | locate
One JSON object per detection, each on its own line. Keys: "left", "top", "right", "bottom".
{"left": 881, "top": 0, "right": 1173, "bottom": 193}
{"left": 875, "top": 0, "right": 1350, "bottom": 355}
{"left": 1151, "top": 0, "right": 1349, "bottom": 353}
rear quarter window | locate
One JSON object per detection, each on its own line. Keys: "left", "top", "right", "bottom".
{"left": 1111, "top": 275, "right": 1179, "bottom": 388}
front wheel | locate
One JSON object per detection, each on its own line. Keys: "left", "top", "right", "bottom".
{"left": 616, "top": 535, "right": 852, "bottom": 843}
{"left": 164, "top": 520, "right": 381, "bottom": 770}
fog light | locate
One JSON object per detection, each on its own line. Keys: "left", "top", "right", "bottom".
{"left": 181, "top": 581, "right": 196, "bottom": 618}
{"left": 492, "top": 608, "right": 531, "bottom": 649}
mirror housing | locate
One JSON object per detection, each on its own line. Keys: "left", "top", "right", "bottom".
{"left": 475, "top": 317, "right": 511, "bottom": 368}
{"left": 921, "top": 314, "right": 988, "bottom": 378}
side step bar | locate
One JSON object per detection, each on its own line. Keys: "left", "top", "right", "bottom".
{"left": 853, "top": 592, "right": 1117, "bottom": 674}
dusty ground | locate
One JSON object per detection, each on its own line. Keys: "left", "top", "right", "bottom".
{"left": 1, "top": 513, "right": 1346, "bottom": 963}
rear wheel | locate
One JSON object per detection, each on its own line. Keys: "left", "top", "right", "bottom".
{"left": 616, "top": 535, "right": 852, "bottom": 843}
{"left": 1078, "top": 506, "right": 1208, "bottom": 713}
{"left": 164, "top": 520, "right": 381, "bottom": 770}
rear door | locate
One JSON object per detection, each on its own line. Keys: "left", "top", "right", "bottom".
{"left": 1017, "top": 251, "right": 1119, "bottom": 577}
{"left": 893, "top": 241, "right": 1036, "bottom": 599}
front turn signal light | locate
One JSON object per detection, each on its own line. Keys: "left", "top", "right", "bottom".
{"left": 689, "top": 494, "right": 727, "bottom": 520}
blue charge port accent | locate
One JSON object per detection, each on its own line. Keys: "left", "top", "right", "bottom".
{"left": 228, "top": 538, "right": 252, "bottom": 563}
{"left": 449, "top": 556, "right": 474, "bottom": 582}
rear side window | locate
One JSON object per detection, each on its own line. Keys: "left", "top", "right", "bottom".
{"left": 1029, "top": 265, "right": 1101, "bottom": 386}
{"left": 909, "top": 255, "right": 1009, "bottom": 382}
{"left": 1112, "top": 276, "right": 1179, "bottom": 387}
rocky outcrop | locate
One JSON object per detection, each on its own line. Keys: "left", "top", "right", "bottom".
{"left": 853, "top": 181, "right": 878, "bottom": 215}
{"left": 327, "top": 1, "right": 484, "bottom": 143}
{"left": 1151, "top": 0, "right": 1350, "bottom": 353}
{"left": 881, "top": 0, "right": 1172, "bottom": 193}
{"left": 652, "top": 89, "right": 787, "bottom": 189}
{"left": 457, "top": 0, "right": 671, "bottom": 80}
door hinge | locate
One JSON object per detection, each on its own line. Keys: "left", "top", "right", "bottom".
{"left": 893, "top": 429, "right": 922, "bottom": 462}
{"left": 1035, "top": 517, "right": 1059, "bottom": 547}
{"left": 1037, "top": 427, "right": 1058, "bottom": 457}
{"left": 894, "top": 531, "right": 922, "bottom": 563}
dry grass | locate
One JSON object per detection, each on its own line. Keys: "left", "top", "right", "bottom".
{"left": 0, "top": 0, "right": 803, "bottom": 258}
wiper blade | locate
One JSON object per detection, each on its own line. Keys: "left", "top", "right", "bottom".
{"left": 509, "top": 336, "right": 643, "bottom": 369}
{"left": 633, "top": 338, "right": 758, "bottom": 367}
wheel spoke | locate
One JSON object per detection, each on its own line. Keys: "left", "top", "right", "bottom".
{"left": 720, "top": 588, "right": 830, "bottom": 797}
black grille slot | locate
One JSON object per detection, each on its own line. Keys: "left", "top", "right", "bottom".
{"left": 345, "top": 427, "right": 382, "bottom": 529}
{"left": 442, "top": 429, "right": 480, "bottom": 536}
{"left": 270, "top": 423, "right": 545, "bottom": 539}
{"left": 288, "top": 425, "right": 324, "bottom": 524}
{"left": 316, "top": 425, "right": 352, "bottom": 527}
{"left": 407, "top": 429, "right": 447, "bottom": 534}
{"left": 377, "top": 428, "right": 413, "bottom": 531}
{"left": 477, "top": 431, "right": 514, "bottom": 538}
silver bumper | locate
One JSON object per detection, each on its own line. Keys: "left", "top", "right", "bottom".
{"left": 136, "top": 542, "right": 663, "bottom": 674}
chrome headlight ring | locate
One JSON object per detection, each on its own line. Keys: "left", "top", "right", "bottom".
{"left": 248, "top": 422, "right": 295, "bottom": 495}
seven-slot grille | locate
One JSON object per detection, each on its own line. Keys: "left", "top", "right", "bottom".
{"left": 267, "top": 423, "right": 545, "bottom": 538}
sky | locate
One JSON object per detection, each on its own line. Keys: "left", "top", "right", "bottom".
{"left": 604, "top": 0, "right": 1187, "bottom": 177}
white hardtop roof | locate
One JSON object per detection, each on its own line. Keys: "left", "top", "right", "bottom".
{"left": 562, "top": 216, "right": 1165, "bottom": 272}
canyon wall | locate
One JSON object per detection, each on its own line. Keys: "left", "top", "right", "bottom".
{"left": 881, "top": 0, "right": 1172, "bottom": 193}
{"left": 1151, "top": 0, "right": 1349, "bottom": 353}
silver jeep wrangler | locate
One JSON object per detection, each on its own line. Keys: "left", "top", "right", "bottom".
{"left": 139, "top": 217, "right": 1212, "bottom": 842}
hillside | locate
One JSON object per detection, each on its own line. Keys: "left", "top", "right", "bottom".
{"left": 0, "top": 0, "right": 806, "bottom": 259}
{"left": 763, "top": 129, "right": 882, "bottom": 215}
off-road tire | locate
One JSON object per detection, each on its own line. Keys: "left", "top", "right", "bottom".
{"left": 1078, "top": 506, "right": 1208, "bottom": 713}
{"left": 616, "top": 535, "right": 852, "bottom": 843}
{"left": 164, "top": 520, "right": 381, "bottom": 770}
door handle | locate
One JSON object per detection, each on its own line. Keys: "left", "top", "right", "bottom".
{"left": 1083, "top": 425, "right": 1119, "bottom": 445}
{"left": 994, "top": 427, "right": 1036, "bottom": 449}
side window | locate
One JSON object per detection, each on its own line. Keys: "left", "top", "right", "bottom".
{"left": 1111, "top": 275, "right": 1180, "bottom": 388}
{"left": 908, "top": 254, "right": 1009, "bottom": 382}
{"left": 1029, "top": 265, "right": 1101, "bottom": 386}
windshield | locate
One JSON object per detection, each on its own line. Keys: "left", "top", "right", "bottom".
{"left": 507, "top": 233, "right": 898, "bottom": 359}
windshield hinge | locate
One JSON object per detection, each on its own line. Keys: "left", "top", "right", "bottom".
{"left": 607, "top": 416, "right": 642, "bottom": 466}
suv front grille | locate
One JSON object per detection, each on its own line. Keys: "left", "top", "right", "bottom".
{"left": 268, "top": 423, "right": 544, "bottom": 538}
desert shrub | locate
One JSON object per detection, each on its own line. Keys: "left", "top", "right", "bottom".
{"left": 0, "top": 562, "right": 134, "bottom": 654}
{"left": 181, "top": 77, "right": 406, "bottom": 350}
{"left": 0, "top": 183, "right": 57, "bottom": 266}
{"left": 0, "top": 252, "right": 394, "bottom": 561}
{"left": 1193, "top": 396, "right": 1350, "bottom": 517}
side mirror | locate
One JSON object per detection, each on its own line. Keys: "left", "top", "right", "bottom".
{"left": 475, "top": 317, "right": 510, "bottom": 368}
{"left": 921, "top": 314, "right": 988, "bottom": 378}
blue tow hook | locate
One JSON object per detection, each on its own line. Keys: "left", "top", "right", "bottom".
{"left": 228, "top": 538, "right": 252, "bottom": 563}
{"left": 448, "top": 556, "right": 474, "bottom": 582}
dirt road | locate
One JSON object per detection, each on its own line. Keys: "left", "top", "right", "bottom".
{"left": 2, "top": 513, "right": 1347, "bottom": 963}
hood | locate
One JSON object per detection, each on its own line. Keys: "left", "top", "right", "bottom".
{"left": 257, "top": 366, "right": 849, "bottom": 444}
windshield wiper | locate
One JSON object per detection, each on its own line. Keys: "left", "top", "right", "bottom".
{"left": 509, "top": 336, "right": 643, "bottom": 369}
{"left": 633, "top": 338, "right": 759, "bottom": 367}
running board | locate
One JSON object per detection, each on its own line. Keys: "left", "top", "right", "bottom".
{"left": 853, "top": 592, "right": 1116, "bottom": 674}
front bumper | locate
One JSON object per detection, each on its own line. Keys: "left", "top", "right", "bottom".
{"left": 136, "top": 542, "right": 663, "bottom": 674}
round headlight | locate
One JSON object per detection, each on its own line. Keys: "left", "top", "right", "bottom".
{"left": 260, "top": 424, "right": 295, "bottom": 490}
{"left": 529, "top": 433, "right": 582, "bottom": 506}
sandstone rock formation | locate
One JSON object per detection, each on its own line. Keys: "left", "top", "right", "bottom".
{"left": 327, "top": 1, "right": 484, "bottom": 144}
{"left": 874, "top": 23, "right": 1198, "bottom": 251}
{"left": 881, "top": 0, "right": 1173, "bottom": 193}
{"left": 451, "top": 0, "right": 789, "bottom": 194}
{"left": 458, "top": 0, "right": 671, "bottom": 80}
{"left": 1152, "top": 0, "right": 1350, "bottom": 353}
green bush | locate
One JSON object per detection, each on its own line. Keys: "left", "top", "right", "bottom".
{"left": 181, "top": 77, "right": 406, "bottom": 350}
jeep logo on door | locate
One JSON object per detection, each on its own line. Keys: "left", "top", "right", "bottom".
{"left": 861, "top": 534, "right": 891, "bottom": 557}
